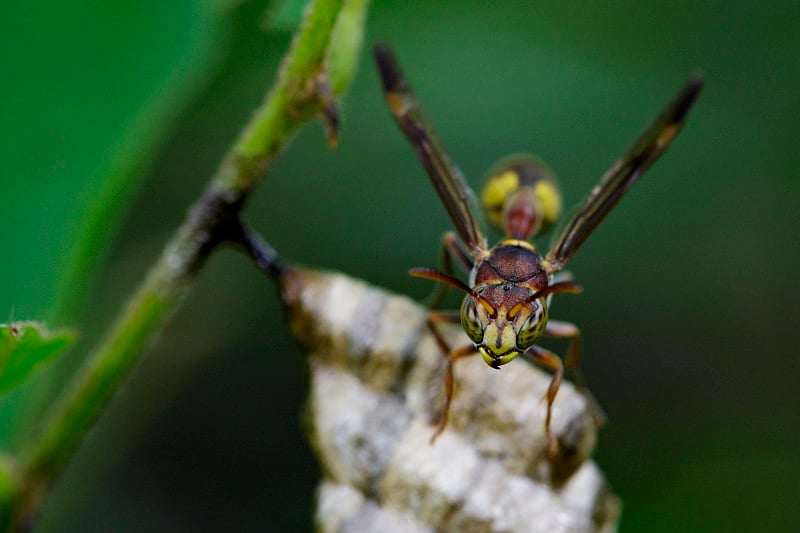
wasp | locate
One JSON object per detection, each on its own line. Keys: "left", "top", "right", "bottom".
{"left": 373, "top": 45, "right": 703, "bottom": 449}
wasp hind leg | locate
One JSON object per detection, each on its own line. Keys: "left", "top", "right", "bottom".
{"left": 544, "top": 319, "right": 607, "bottom": 427}
{"left": 425, "top": 311, "right": 478, "bottom": 443}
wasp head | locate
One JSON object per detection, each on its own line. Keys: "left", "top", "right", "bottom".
{"left": 409, "top": 267, "right": 582, "bottom": 368}
{"left": 460, "top": 283, "right": 549, "bottom": 369}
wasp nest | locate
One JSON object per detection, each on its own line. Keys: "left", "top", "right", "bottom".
{"left": 281, "top": 268, "right": 620, "bottom": 533}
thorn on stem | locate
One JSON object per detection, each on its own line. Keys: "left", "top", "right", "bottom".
{"left": 316, "top": 71, "right": 339, "bottom": 147}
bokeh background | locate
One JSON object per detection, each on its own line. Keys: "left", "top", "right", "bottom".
{"left": 2, "top": 0, "right": 798, "bottom": 531}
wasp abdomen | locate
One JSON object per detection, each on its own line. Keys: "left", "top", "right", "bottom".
{"left": 480, "top": 155, "right": 562, "bottom": 240}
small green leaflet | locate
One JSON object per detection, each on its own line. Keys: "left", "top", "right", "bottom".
{"left": 0, "top": 322, "right": 75, "bottom": 395}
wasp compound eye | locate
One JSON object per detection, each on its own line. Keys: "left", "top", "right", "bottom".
{"left": 516, "top": 301, "right": 548, "bottom": 350}
{"left": 460, "top": 296, "right": 484, "bottom": 344}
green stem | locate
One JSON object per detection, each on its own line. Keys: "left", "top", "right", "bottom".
{"left": 25, "top": 262, "right": 173, "bottom": 482}
{"left": 6, "top": 0, "right": 371, "bottom": 524}
{"left": 327, "top": 0, "right": 371, "bottom": 97}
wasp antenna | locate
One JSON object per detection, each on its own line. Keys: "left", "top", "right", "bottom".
{"left": 409, "top": 267, "right": 473, "bottom": 295}
{"left": 528, "top": 281, "right": 583, "bottom": 303}
{"left": 410, "top": 267, "right": 497, "bottom": 316}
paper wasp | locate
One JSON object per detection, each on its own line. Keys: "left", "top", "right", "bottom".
{"left": 373, "top": 45, "right": 703, "bottom": 449}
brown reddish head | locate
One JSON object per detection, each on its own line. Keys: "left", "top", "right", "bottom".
{"left": 460, "top": 281, "right": 549, "bottom": 367}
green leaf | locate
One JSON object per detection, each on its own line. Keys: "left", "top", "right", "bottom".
{"left": 0, "top": 323, "right": 75, "bottom": 395}
{"left": 0, "top": 2, "right": 225, "bottom": 324}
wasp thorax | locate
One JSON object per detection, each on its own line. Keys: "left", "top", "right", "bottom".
{"left": 480, "top": 155, "right": 562, "bottom": 241}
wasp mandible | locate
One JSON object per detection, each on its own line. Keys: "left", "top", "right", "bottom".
{"left": 374, "top": 45, "right": 703, "bottom": 449}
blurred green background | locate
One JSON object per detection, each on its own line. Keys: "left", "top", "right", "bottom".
{"left": 1, "top": 0, "right": 798, "bottom": 531}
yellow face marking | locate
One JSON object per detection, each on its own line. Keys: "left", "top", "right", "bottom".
{"left": 507, "top": 301, "right": 525, "bottom": 319}
{"left": 479, "top": 346, "right": 520, "bottom": 367}
{"left": 474, "top": 296, "right": 495, "bottom": 316}
{"left": 481, "top": 321, "right": 517, "bottom": 356}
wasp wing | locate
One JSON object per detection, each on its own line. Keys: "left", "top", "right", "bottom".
{"left": 374, "top": 44, "right": 488, "bottom": 258}
{"left": 546, "top": 75, "right": 704, "bottom": 272}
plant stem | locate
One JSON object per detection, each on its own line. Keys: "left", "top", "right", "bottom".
{"left": 5, "top": 0, "right": 371, "bottom": 524}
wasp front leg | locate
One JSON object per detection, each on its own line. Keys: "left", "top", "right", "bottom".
{"left": 523, "top": 345, "right": 564, "bottom": 455}
{"left": 425, "top": 232, "right": 474, "bottom": 309}
{"left": 544, "top": 319, "right": 607, "bottom": 426}
{"left": 425, "top": 311, "right": 477, "bottom": 443}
